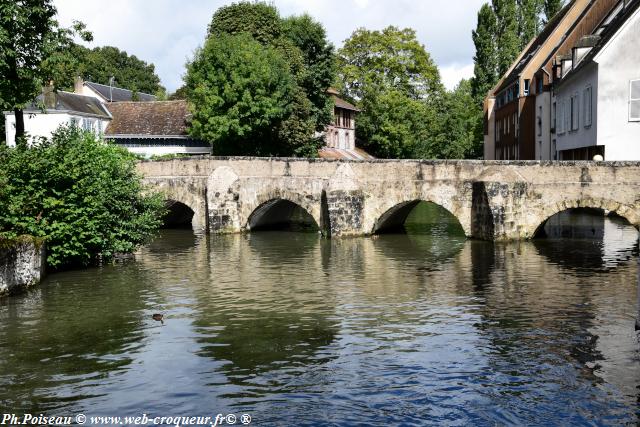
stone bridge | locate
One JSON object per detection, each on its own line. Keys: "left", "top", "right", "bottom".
{"left": 137, "top": 157, "right": 640, "bottom": 240}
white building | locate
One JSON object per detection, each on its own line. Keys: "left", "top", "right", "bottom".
{"left": 555, "top": 0, "right": 640, "bottom": 160}
{"left": 4, "top": 87, "right": 111, "bottom": 145}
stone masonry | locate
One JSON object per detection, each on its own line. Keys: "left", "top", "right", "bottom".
{"left": 137, "top": 157, "right": 640, "bottom": 240}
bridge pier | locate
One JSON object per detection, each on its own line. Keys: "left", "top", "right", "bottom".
{"left": 139, "top": 158, "right": 640, "bottom": 241}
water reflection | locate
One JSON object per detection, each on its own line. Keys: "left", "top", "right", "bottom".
{"left": 0, "top": 211, "right": 638, "bottom": 424}
{"left": 534, "top": 209, "right": 639, "bottom": 272}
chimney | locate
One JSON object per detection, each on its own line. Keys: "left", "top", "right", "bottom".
{"left": 43, "top": 81, "right": 56, "bottom": 109}
{"left": 74, "top": 76, "right": 84, "bottom": 94}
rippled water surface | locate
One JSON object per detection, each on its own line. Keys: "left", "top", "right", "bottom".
{"left": 1, "top": 209, "right": 639, "bottom": 426}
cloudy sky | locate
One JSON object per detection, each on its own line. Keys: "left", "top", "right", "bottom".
{"left": 54, "top": 0, "right": 486, "bottom": 93}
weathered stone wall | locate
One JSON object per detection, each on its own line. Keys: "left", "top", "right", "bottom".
{"left": 137, "top": 157, "right": 640, "bottom": 240}
{"left": 0, "top": 237, "right": 46, "bottom": 296}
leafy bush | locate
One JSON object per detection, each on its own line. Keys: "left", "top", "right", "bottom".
{"left": 0, "top": 126, "right": 165, "bottom": 269}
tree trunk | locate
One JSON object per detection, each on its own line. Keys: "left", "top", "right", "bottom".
{"left": 14, "top": 108, "right": 25, "bottom": 144}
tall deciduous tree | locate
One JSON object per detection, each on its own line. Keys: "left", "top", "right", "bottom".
{"left": 77, "top": 46, "right": 164, "bottom": 95}
{"left": 471, "top": 3, "right": 499, "bottom": 105}
{"left": 0, "top": 0, "right": 90, "bottom": 143}
{"left": 282, "top": 14, "right": 336, "bottom": 131}
{"left": 187, "top": 1, "right": 332, "bottom": 156}
{"left": 338, "top": 26, "right": 442, "bottom": 102}
{"left": 494, "top": 0, "right": 521, "bottom": 76}
{"left": 185, "top": 33, "right": 299, "bottom": 156}
{"left": 208, "top": 1, "right": 282, "bottom": 45}
{"left": 337, "top": 26, "right": 443, "bottom": 158}
{"left": 517, "top": 0, "right": 543, "bottom": 50}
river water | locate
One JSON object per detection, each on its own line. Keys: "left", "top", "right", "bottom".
{"left": 0, "top": 207, "right": 639, "bottom": 426}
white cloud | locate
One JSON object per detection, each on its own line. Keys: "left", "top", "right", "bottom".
{"left": 53, "top": 0, "right": 485, "bottom": 92}
{"left": 440, "top": 63, "right": 475, "bottom": 91}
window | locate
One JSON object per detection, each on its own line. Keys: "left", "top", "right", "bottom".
{"left": 97, "top": 120, "right": 103, "bottom": 134}
{"left": 524, "top": 79, "right": 530, "bottom": 96}
{"left": 83, "top": 118, "right": 94, "bottom": 132}
{"left": 69, "top": 117, "right": 79, "bottom": 127}
{"left": 583, "top": 86, "right": 592, "bottom": 127}
{"left": 570, "top": 93, "right": 579, "bottom": 131}
{"left": 630, "top": 79, "right": 640, "bottom": 121}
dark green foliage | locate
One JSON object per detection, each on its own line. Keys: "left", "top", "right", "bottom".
{"left": 471, "top": 3, "right": 499, "bottom": 105}
{"left": 208, "top": 1, "right": 282, "bottom": 45}
{"left": 185, "top": 33, "right": 299, "bottom": 156}
{"left": 168, "top": 85, "right": 187, "bottom": 100}
{"left": 356, "top": 90, "right": 434, "bottom": 159}
{"left": 0, "top": 126, "right": 165, "bottom": 269}
{"left": 426, "top": 79, "right": 484, "bottom": 159}
{"left": 0, "top": 0, "right": 90, "bottom": 142}
{"left": 187, "top": 2, "right": 333, "bottom": 157}
{"left": 282, "top": 14, "right": 336, "bottom": 131}
{"left": 56, "top": 44, "right": 164, "bottom": 96}
{"left": 494, "top": 0, "right": 521, "bottom": 76}
{"left": 544, "top": 0, "right": 564, "bottom": 22}
{"left": 517, "top": 0, "right": 543, "bottom": 49}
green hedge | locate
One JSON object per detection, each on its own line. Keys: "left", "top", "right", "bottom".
{"left": 0, "top": 127, "right": 165, "bottom": 269}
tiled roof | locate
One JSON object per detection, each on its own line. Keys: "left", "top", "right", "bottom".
{"left": 332, "top": 95, "right": 360, "bottom": 111}
{"left": 86, "top": 81, "right": 156, "bottom": 102}
{"left": 105, "top": 100, "right": 191, "bottom": 136}
{"left": 25, "top": 91, "right": 111, "bottom": 118}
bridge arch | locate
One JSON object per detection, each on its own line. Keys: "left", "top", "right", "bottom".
{"left": 163, "top": 200, "right": 195, "bottom": 229}
{"left": 529, "top": 198, "right": 640, "bottom": 238}
{"left": 243, "top": 191, "right": 322, "bottom": 233}
{"left": 371, "top": 199, "right": 469, "bottom": 236}
{"left": 143, "top": 178, "right": 207, "bottom": 231}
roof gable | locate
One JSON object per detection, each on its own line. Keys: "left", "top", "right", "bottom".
{"left": 85, "top": 81, "right": 156, "bottom": 102}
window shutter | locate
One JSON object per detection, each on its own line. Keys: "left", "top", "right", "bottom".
{"left": 583, "top": 87, "right": 592, "bottom": 127}
{"left": 630, "top": 79, "right": 640, "bottom": 121}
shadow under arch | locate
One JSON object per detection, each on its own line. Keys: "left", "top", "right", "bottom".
{"left": 247, "top": 198, "right": 319, "bottom": 232}
{"left": 533, "top": 207, "right": 639, "bottom": 272}
{"left": 373, "top": 199, "right": 466, "bottom": 236}
{"left": 163, "top": 200, "right": 195, "bottom": 229}
{"left": 532, "top": 200, "right": 639, "bottom": 238}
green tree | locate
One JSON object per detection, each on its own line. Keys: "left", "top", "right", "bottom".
{"left": 544, "top": 0, "right": 564, "bottom": 22}
{"left": 77, "top": 46, "right": 164, "bottom": 94}
{"left": 337, "top": 26, "right": 443, "bottom": 158}
{"left": 189, "top": 2, "right": 331, "bottom": 157}
{"left": 494, "top": 0, "right": 521, "bottom": 76}
{"left": 282, "top": 14, "right": 336, "bottom": 131}
{"left": 185, "top": 33, "right": 299, "bottom": 156}
{"left": 471, "top": 3, "right": 499, "bottom": 105}
{"left": 338, "top": 26, "right": 442, "bottom": 101}
{"left": 517, "top": 0, "right": 543, "bottom": 49}
{"left": 357, "top": 90, "right": 435, "bottom": 159}
{"left": 426, "top": 79, "right": 483, "bottom": 159}
{"left": 0, "top": 0, "right": 90, "bottom": 143}
{"left": 0, "top": 126, "right": 165, "bottom": 269}
{"left": 208, "top": 1, "right": 282, "bottom": 45}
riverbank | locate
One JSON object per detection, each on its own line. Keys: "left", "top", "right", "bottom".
{"left": 0, "top": 236, "right": 46, "bottom": 296}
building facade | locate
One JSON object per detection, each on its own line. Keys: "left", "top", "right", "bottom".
{"left": 555, "top": 0, "right": 640, "bottom": 160}
{"left": 484, "top": 0, "right": 627, "bottom": 160}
